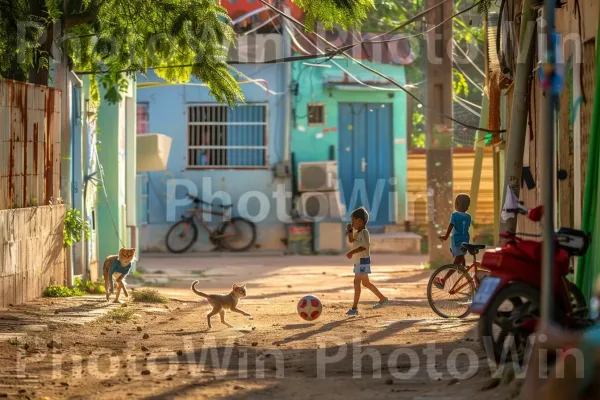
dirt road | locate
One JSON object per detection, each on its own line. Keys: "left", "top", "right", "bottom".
{"left": 0, "top": 255, "right": 521, "bottom": 399}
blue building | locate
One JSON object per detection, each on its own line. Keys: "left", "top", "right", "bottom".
{"left": 136, "top": 34, "right": 292, "bottom": 252}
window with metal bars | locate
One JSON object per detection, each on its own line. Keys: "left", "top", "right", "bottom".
{"left": 187, "top": 104, "right": 268, "bottom": 169}
{"left": 307, "top": 103, "right": 325, "bottom": 125}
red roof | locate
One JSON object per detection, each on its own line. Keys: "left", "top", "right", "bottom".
{"left": 220, "top": 0, "right": 304, "bottom": 26}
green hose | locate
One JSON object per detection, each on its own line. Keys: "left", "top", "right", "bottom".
{"left": 576, "top": 6, "right": 600, "bottom": 302}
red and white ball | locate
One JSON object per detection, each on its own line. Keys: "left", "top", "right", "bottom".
{"left": 297, "top": 295, "right": 323, "bottom": 321}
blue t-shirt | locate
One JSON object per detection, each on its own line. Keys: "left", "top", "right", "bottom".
{"left": 109, "top": 259, "right": 132, "bottom": 276}
{"left": 450, "top": 211, "right": 471, "bottom": 248}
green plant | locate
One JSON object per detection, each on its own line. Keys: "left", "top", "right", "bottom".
{"left": 132, "top": 289, "right": 169, "bottom": 303}
{"left": 411, "top": 111, "right": 426, "bottom": 148}
{"left": 104, "top": 308, "right": 135, "bottom": 322}
{"left": 8, "top": 337, "right": 25, "bottom": 346}
{"left": 42, "top": 285, "right": 85, "bottom": 298}
{"left": 74, "top": 277, "right": 106, "bottom": 295}
{"left": 63, "top": 208, "right": 90, "bottom": 248}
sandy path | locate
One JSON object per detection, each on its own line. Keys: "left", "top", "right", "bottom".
{"left": 0, "top": 255, "right": 521, "bottom": 399}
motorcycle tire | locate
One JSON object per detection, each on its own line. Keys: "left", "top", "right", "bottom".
{"left": 478, "top": 282, "right": 567, "bottom": 365}
{"left": 567, "top": 281, "right": 588, "bottom": 318}
{"left": 477, "top": 282, "right": 540, "bottom": 365}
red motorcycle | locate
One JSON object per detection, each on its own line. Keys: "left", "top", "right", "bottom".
{"left": 470, "top": 204, "right": 592, "bottom": 363}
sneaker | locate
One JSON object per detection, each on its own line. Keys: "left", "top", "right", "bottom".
{"left": 346, "top": 308, "right": 358, "bottom": 316}
{"left": 433, "top": 277, "right": 445, "bottom": 290}
{"left": 373, "top": 297, "right": 389, "bottom": 309}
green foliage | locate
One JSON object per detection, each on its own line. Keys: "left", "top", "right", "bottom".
{"left": 104, "top": 307, "right": 135, "bottom": 322}
{"left": 8, "top": 337, "right": 25, "bottom": 346}
{"left": 411, "top": 111, "right": 426, "bottom": 148}
{"left": 63, "top": 208, "right": 90, "bottom": 248}
{"left": 1, "top": 0, "right": 244, "bottom": 106}
{"left": 42, "top": 285, "right": 85, "bottom": 297}
{"left": 294, "top": 0, "right": 375, "bottom": 31}
{"left": 131, "top": 289, "right": 168, "bottom": 303}
{"left": 74, "top": 277, "right": 106, "bottom": 294}
{"left": 453, "top": 68, "right": 469, "bottom": 96}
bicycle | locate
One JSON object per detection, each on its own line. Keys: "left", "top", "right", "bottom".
{"left": 426, "top": 243, "right": 490, "bottom": 318}
{"left": 165, "top": 194, "right": 257, "bottom": 253}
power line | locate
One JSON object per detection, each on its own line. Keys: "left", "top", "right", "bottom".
{"left": 453, "top": 60, "right": 485, "bottom": 93}
{"left": 71, "top": 0, "right": 482, "bottom": 73}
{"left": 270, "top": 1, "right": 503, "bottom": 134}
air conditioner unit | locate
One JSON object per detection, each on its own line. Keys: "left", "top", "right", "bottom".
{"left": 298, "top": 161, "right": 338, "bottom": 192}
{"left": 296, "top": 191, "right": 346, "bottom": 220}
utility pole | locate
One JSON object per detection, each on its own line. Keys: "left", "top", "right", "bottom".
{"left": 425, "top": 0, "right": 453, "bottom": 266}
{"left": 540, "top": 0, "right": 557, "bottom": 328}
{"left": 498, "top": 0, "right": 538, "bottom": 235}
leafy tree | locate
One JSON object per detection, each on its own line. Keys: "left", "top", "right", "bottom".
{"left": 0, "top": 0, "right": 243, "bottom": 105}
{"left": 0, "top": 0, "right": 376, "bottom": 106}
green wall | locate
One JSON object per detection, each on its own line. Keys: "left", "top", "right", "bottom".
{"left": 290, "top": 57, "right": 409, "bottom": 222}
{"left": 96, "top": 78, "right": 137, "bottom": 265}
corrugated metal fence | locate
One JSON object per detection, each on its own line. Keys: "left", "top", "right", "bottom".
{"left": 0, "top": 80, "right": 61, "bottom": 210}
{"left": 0, "top": 205, "right": 67, "bottom": 307}
{"left": 0, "top": 80, "right": 65, "bottom": 306}
{"left": 407, "top": 150, "right": 496, "bottom": 228}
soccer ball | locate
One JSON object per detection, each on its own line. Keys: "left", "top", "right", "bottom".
{"left": 297, "top": 295, "right": 322, "bottom": 321}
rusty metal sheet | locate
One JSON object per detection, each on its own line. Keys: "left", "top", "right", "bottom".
{"left": 0, "top": 80, "right": 61, "bottom": 210}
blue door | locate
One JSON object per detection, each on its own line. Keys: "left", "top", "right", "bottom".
{"left": 338, "top": 103, "right": 394, "bottom": 227}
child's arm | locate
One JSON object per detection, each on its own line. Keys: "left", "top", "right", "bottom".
{"left": 346, "top": 247, "right": 366, "bottom": 259}
{"left": 439, "top": 223, "right": 454, "bottom": 241}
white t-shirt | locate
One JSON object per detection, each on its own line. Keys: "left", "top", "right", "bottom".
{"left": 352, "top": 229, "right": 370, "bottom": 263}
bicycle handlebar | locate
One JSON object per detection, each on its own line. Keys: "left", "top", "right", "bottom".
{"left": 186, "top": 194, "right": 228, "bottom": 209}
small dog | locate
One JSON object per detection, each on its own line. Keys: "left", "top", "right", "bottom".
{"left": 103, "top": 248, "right": 135, "bottom": 303}
{"left": 191, "top": 281, "right": 251, "bottom": 329}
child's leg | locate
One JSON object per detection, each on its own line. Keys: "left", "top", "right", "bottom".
{"left": 442, "top": 255, "right": 466, "bottom": 280}
{"left": 361, "top": 275, "right": 386, "bottom": 302}
{"left": 351, "top": 275, "right": 362, "bottom": 309}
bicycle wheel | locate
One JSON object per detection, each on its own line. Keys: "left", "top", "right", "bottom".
{"left": 427, "top": 264, "right": 475, "bottom": 318}
{"left": 218, "top": 217, "right": 257, "bottom": 252}
{"left": 165, "top": 219, "right": 198, "bottom": 253}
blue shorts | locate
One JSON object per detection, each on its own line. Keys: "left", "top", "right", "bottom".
{"left": 353, "top": 257, "right": 371, "bottom": 274}
{"left": 450, "top": 246, "right": 467, "bottom": 257}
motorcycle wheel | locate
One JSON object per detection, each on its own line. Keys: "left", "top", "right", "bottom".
{"left": 567, "top": 281, "right": 588, "bottom": 318}
{"left": 478, "top": 282, "right": 540, "bottom": 365}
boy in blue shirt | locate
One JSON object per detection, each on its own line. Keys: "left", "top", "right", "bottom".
{"left": 433, "top": 193, "right": 472, "bottom": 289}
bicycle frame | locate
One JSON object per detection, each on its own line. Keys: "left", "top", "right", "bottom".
{"left": 182, "top": 205, "right": 233, "bottom": 239}
{"left": 447, "top": 252, "right": 484, "bottom": 296}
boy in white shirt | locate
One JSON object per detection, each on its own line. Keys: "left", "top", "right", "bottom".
{"left": 345, "top": 207, "right": 388, "bottom": 315}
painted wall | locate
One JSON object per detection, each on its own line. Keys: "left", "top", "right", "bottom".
{"left": 96, "top": 77, "right": 137, "bottom": 268}
{"left": 82, "top": 77, "right": 100, "bottom": 281}
{"left": 136, "top": 62, "right": 290, "bottom": 252}
{"left": 290, "top": 57, "right": 408, "bottom": 222}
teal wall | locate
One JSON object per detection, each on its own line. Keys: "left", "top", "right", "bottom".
{"left": 290, "top": 57, "right": 409, "bottom": 222}
{"left": 96, "top": 77, "right": 137, "bottom": 265}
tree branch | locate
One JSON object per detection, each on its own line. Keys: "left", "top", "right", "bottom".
{"left": 64, "top": 0, "right": 108, "bottom": 30}
{"left": 65, "top": 10, "right": 99, "bottom": 29}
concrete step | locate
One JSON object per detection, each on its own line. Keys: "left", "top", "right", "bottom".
{"left": 384, "top": 224, "right": 406, "bottom": 234}
{"left": 370, "top": 232, "right": 422, "bottom": 255}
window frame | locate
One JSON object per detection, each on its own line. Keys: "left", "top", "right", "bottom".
{"left": 186, "top": 102, "right": 270, "bottom": 170}
{"left": 136, "top": 102, "right": 150, "bottom": 135}
{"left": 307, "top": 103, "right": 326, "bottom": 126}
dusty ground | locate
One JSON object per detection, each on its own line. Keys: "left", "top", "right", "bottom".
{"left": 0, "top": 254, "right": 522, "bottom": 399}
